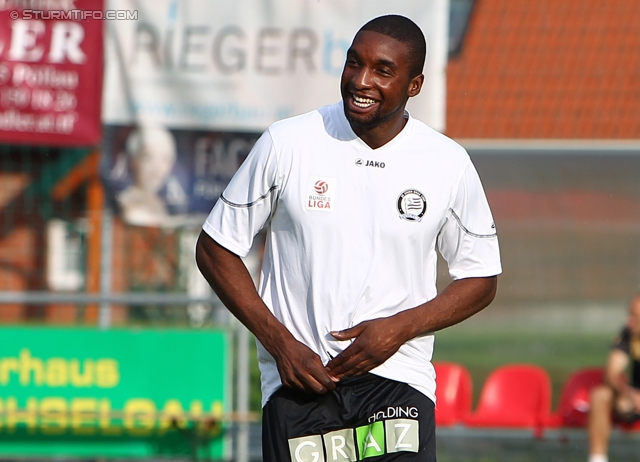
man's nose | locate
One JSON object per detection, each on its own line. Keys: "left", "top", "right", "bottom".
{"left": 352, "top": 67, "right": 373, "bottom": 89}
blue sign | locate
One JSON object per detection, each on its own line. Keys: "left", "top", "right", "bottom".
{"left": 101, "top": 125, "right": 259, "bottom": 226}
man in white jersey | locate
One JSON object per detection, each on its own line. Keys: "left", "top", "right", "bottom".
{"left": 196, "top": 15, "right": 501, "bottom": 461}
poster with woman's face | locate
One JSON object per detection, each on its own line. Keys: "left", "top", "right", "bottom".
{"left": 101, "top": 125, "right": 259, "bottom": 227}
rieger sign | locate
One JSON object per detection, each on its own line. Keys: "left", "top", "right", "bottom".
{"left": 0, "top": 0, "right": 105, "bottom": 146}
{"left": 103, "top": 0, "right": 448, "bottom": 132}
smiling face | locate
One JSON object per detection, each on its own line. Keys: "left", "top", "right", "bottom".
{"left": 340, "top": 30, "right": 423, "bottom": 146}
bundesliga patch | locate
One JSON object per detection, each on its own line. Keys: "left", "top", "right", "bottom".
{"left": 397, "top": 189, "right": 426, "bottom": 222}
{"left": 306, "top": 177, "right": 336, "bottom": 212}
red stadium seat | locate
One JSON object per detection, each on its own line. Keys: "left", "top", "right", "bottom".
{"left": 464, "top": 364, "right": 552, "bottom": 437}
{"left": 433, "top": 362, "right": 473, "bottom": 426}
{"left": 546, "top": 367, "right": 604, "bottom": 428}
{"left": 547, "top": 368, "right": 640, "bottom": 432}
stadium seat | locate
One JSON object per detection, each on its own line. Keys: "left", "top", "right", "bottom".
{"left": 433, "top": 362, "right": 473, "bottom": 426}
{"left": 546, "top": 367, "right": 604, "bottom": 428}
{"left": 463, "top": 364, "right": 552, "bottom": 437}
{"left": 547, "top": 368, "right": 640, "bottom": 432}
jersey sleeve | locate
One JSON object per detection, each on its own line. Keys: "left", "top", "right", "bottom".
{"left": 612, "top": 327, "right": 631, "bottom": 355}
{"left": 202, "top": 130, "right": 279, "bottom": 257}
{"left": 437, "top": 160, "right": 503, "bottom": 280}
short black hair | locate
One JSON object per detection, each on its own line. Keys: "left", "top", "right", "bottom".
{"left": 359, "top": 15, "right": 426, "bottom": 78}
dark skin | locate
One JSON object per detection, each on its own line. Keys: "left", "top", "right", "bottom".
{"left": 340, "top": 30, "right": 424, "bottom": 149}
{"left": 195, "top": 30, "right": 498, "bottom": 394}
{"left": 196, "top": 233, "right": 338, "bottom": 394}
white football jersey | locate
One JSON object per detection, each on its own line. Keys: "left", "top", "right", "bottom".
{"left": 203, "top": 102, "right": 502, "bottom": 406}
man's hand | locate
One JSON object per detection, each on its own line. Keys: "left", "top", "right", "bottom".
{"left": 271, "top": 335, "right": 338, "bottom": 395}
{"left": 325, "top": 277, "right": 498, "bottom": 380}
{"left": 325, "top": 317, "right": 410, "bottom": 380}
{"left": 196, "top": 232, "right": 337, "bottom": 395}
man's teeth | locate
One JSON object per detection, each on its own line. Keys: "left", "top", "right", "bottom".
{"left": 353, "top": 96, "right": 375, "bottom": 108}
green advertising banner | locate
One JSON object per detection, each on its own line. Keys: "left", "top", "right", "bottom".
{"left": 0, "top": 327, "right": 229, "bottom": 459}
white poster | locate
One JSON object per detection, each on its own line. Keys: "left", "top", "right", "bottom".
{"left": 103, "top": 0, "right": 449, "bottom": 133}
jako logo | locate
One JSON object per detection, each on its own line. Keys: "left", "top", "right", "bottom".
{"left": 314, "top": 180, "right": 329, "bottom": 195}
{"left": 355, "top": 158, "right": 385, "bottom": 168}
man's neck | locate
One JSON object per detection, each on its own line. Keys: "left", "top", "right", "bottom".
{"left": 352, "top": 116, "right": 407, "bottom": 149}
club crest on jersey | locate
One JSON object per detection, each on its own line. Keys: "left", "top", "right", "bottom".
{"left": 306, "top": 177, "right": 336, "bottom": 212}
{"left": 397, "top": 189, "right": 426, "bottom": 222}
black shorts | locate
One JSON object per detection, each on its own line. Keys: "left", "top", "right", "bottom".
{"left": 262, "top": 373, "right": 436, "bottom": 462}
{"left": 614, "top": 408, "right": 640, "bottom": 424}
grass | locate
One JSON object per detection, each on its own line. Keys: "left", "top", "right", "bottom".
{"left": 432, "top": 327, "right": 611, "bottom": 409}
{"left": 242, "top": 327, "right": 621, "bottom": 461}
{"left": 247, "top": 327, "right": 613, "bottom": 412}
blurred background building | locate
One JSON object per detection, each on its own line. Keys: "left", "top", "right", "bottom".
{"left": 444, "top": 0, "right": 640, "bottom": 330}
{"left": 1, "top": 0, "right": 637, "bottom": 325}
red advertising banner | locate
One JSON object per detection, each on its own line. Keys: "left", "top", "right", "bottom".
{"left": 0, "top": 0, "right": 104, "bottom": 146}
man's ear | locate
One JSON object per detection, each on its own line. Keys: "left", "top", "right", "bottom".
{"left": 408, "top": 74, "right": 424, "bottom": 98}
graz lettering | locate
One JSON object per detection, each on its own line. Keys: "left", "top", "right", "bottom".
{"left": 288, "top": 418, "right": 419, "bottom": 461}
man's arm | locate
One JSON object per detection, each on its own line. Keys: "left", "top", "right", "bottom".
{"left": 326, "top": 276, "right": 497, "bottom": 379}
{"left": 605, "top": 349, "right": 629, "bottom": 393}
{"left": 195, "top": 231, "right": 337, "bottom": 394}
{"left": 603, "top": 348, "right": 640, "bottom": 412}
